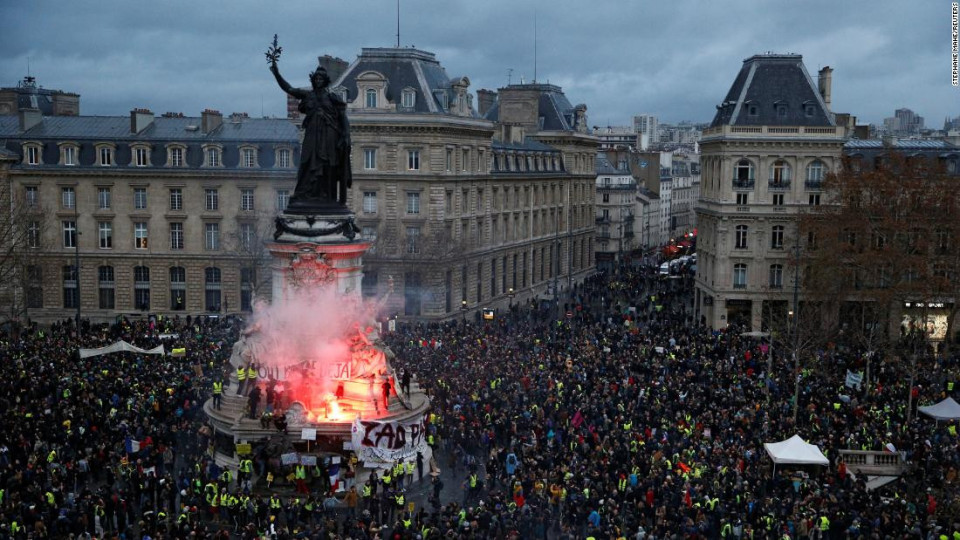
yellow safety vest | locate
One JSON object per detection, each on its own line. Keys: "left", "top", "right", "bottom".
{"left": 213, "top": 382, "right": 223, "bottom": 395}
{"left": 237, "top": 368, "right": 246, "bottom": 381}
{"left": 247, "top": 367, "right": 257, "bottom": 379}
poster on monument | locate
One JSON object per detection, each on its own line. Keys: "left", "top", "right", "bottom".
{"left": 351, "top": 415, "right": 429, "bottom": 464}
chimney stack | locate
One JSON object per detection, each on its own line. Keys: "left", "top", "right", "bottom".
{"left": 201, "top": 109, "right": 223, "bottom": 134}
{"left": 18, "top": 108, "right": 42, "bottom": 132}
{"left": 818, "top": 66, "right": 833, "bottom": 111}
{"left": 130, "top": 108, "right": 155, "bottom": 133}
{"left": 476, "top": 89, "right": 497, "bottom": 117}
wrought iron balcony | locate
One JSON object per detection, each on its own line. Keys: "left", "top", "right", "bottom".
{"left": 732, "top": 178, "right": 755, "bottom": 189}
{"left": 768, "top": 179, "right": 792, "bottom": 190}
{"left": 804, "top": 179, "right": 824, "bottom": 190}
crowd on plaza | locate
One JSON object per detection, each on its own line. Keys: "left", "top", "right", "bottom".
{"left": 0, "top": 263, "right": 958, "bottom": 539}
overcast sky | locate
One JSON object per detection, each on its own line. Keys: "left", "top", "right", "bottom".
{"left": 1, "top": 0, "right": 956, "bottom": 128}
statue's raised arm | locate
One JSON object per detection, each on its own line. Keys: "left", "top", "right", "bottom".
{"left": 266, "top": 35, "right": 300, "bottom": 97}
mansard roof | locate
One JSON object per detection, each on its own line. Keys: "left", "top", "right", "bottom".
{"left": 710, "top": 54, "right": 834, "bottom": 128}
{"left": 483, "top": 83, "right": 580, "bottom": 131}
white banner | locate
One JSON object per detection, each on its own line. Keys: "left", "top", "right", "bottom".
{"left": 78, "top": 340, "right": 165, "bottom": 359}
{"left": 351, "top": 416, "right": 429, "bottom": 465}
{"left": 845, "top": 370, "right": 864, "bottom": 389}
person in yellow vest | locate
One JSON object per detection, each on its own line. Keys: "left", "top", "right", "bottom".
{"left": 818, "top": 514, "right": 830, "bottom": 533}
{"left": 212, "top": 379, "right": 223, "bottom": 410}
{"left": 247, "top": 363, "right": 258, "bottom": 394}
{"left": 236, "top": 365, "right": 247, "bottom": 395}
{"left": 295, "top": 464, "right": 309, "bottom": 494}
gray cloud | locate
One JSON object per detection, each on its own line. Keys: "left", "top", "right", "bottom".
{"left": 1, "top": 0, "right": 955, "bottom": 126}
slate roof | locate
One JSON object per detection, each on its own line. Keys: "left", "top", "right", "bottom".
{"left": 0, "top": 114, "right": 299, "bottom": 169}
{"left": 710, "top": 54, "right": 834, "bottom": 128}
{"left": 844, "top": 139, "right": 959, "bottom": 151}
{"left": 595, "top": 154, "right": 620, "bottom": 175}
{"left": 333, "top": 48, "right": 476, "bottom": 116}
{"left": 483, "top": 83, "right": 579, "bottom": 131}
{"left": 491, "top": 138, "right": 556, "bottom": 152}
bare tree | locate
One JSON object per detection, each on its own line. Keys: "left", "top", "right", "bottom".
{"left": 228, "top": 214, "right": 276, "bottom": 308}
{"left": 0, "top": 183, "right": 49, "bottom": 332}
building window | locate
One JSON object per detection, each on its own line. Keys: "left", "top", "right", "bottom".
{"left": 241, "top": 189, "right": 255, "bottom": 211}
{"left": 26, "top": 145, "right": 40, "bottom": 165}
{"left": 277, "top": 148, "right": 291, "bottom": 168}
{"left": 27, "top": 221, "right": 40, "bottom": 248}
{"left": 241, "top": 267, "right": 255, "bottom": 311}
{"left": 25, "top": 186, "right": 38, "bottom": 208}
{"left": 363, "top": 148, "right": 377, "bottom": 170}
{"left": 772, "top": 193, "right": 784, "bottom": 206}
{"left": 98, "top": 187, "right": 111, "bottom": 210}
{"left": 769, "top": 264, "right": 783, "bottom": 289}
{"left": 169, "top": 188, "right": 183, "bottom": 211}
{"left": 205, "top": 267, "right": 222, "bottom": 312}
{"left": 361, "top": 225, "right": 377, "bottom": 245}
{"left": 401, "top": 89, "right": 415, "bottom": 108}
{"left": 404, "top": 272, "right": 422, "bottom": 316}
{"left": 205, "top": 222, "right": 220, "bottom": 250}
{"left": 63, "top": 265, "right": 78, "bottom": 309}
{"left": 362, "top": 272, "right": 378, "bottom": 298}
{"left": 205, "top": 189, "right": 219, "bottom": 211}
{"left": 62, "top": 221, "right": 77, "bottom": 248}
{"left": 276, "top": 190, "right": 289, "bottom": 211}
{"left": 406, "top": 226, "right": 421, "bottom": 254}
{"left": 734, "top": 159, "right": 754, "bottom": 187}
{"left": 169, "top": 147, "right": 184, "bottom": 167}
{"left": 240, "top": 222, "right": 255, "bottom": 251}
{"left": 362, "top": 191, "right": 378, "bottom": 213}
{"left": 26, "top": 266, "right": 42, "bottom": 309}
{"left": 170, "top": 266, "right": 186, "bottom": 310}
{"left": 98, "top": 221, "right": 113, "bottom": 249}
{"left": 771, "top": 225, "right": 784, "bottom": 249}
{"left": 134, "top": 265, "right": 150, "bottom": 311}
{"left": 805, "top": 105, "right": 815, "bottom": 117}
{"left": 98, "top": 265, "right": 115, "bottom": 309}
{"left": 206, "top": 147, "right": 221, "bottom": 167}
{"left": 776, "top": 104, "right": 788, "bottom": 118}
{"left": 748, "top": 104, "right": 758, "bottom": 116}
{"left": 99, "top": 146, "right": 113, "bottom": 166}
{"left": 241, "top": 148, "right": 257, "bottom": 168}
{"left": 446, "top": 149, "right": 453, "bottom": 172}
{"left": 736, "top": 193, "right": 748, "bottom": 205}
{"left": 62, "top": 187, "right": 76, "bottom": 209}
{"left": 809, "top": 194, "right": 821, "bottom": 206}
{"left": 170, "top": 222, "right": 184, "bottom": 250}
{"left": 407, "top": 149, "right": 420, "bottom": 171}
{"left": 770, "top": 160, "right": 791, "bottom": 185}
{"left": 806, "top": 160, "right": 824, "bottom": 184}
{"left": 733, "top": 263, "right": 747, "bottom": 289}
{"left": 63, "top": 146, "right": 76, "bottom": 166}
{"left": 134, "top": 222, "right": 148, "bottom": 249}
{"left": 365, "top": 88, "right": 378, "bottom": 108}
{"left": 406, "top": 192, "right": 420, "bottom": 214}
{"left": 133, "top": 188, "right": 147, "bottom": 210}
{"left": 134, "top": 147, "right": 149, "bottom": 167}
{"left": 735, "top": 225, "right": 748, "bottom": 249}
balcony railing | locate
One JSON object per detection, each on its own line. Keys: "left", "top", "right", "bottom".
{"left": 733, "top": 283, "right": 747, "bottom": 289}
{"left": 768, "top": 179, "right": 792, "bottom": 190}
{"left": 732, "top": 178, "right": 755, "bottom": 189}
{"left": 804, "top": 179, "right": 824, "bottom": 190}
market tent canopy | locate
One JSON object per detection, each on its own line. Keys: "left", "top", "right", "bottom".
{"left": 763, "top": 434, "right": 829, "bottom": 465}
{"left": 79, "top": 340, "right": 165, "bottom": 359}
{"left": 919, "top": 397, "right": 960, "bottom": 421}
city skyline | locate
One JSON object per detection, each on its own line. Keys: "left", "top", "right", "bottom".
{"left": 0, "top": 0, "right": 956, "bottom": 127}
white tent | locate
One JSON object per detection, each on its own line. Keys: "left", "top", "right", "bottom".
{"left": 919, "top": 397, "right": 960, "bottom": 421}
{"left": 78, "top": 340, "right": 165, "bottom": 359}
{"left": 763, "top": 434, "right": 829, "bottom": 466}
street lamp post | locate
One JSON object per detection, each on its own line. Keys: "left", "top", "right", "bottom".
{"left": 461, "top": 300, "right": 468, "bottom": 324}
{"left": 507, "top": 287, "right": 515, "bottom": 316}
{"left": 791, "top": 239, "right": 801, "bottom": 423}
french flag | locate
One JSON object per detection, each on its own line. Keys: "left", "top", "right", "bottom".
{"left": 328, "top": 460, "right": 341, "bottom": 491}
{"left": 125, "top": 437, "right": 141, "bottom": 454}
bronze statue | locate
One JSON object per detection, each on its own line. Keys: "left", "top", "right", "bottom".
{"left": 267, "top": 35, "right": 352, "bottom": 209}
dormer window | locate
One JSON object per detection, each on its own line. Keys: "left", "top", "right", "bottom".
{"left": 96, "top": 143, "right": 116, "bottom": 166}
{"left": 59, "top": 143, "right": 79, "bottom": 166}
{"left": 202, "top": 144, "right": 223, "bottom": 168}
{"left": 434, "top": 90, "right": 448, "bottom": 111}
{"left": 23, "top": 143, "right": 42, "bottom": 165}
{"left": 805, "top": 104, "right": 816, "bottom": 117}
{"left": 131, "top": 144, "right": 151, "bottom": 167}
{"left": 240, "top": 146, "right": 258, "bottom": 168}
{"left": 747, "top": 104, "right": 758, "bottom": 117}
{"left": 166, "top": 144, "right": 186, "bottom": 167}
{"left": 275, "top": 147, "right": 292, "bottom": 168}
{"left": 775, "top": 103, "right": 788, "bottom": 118}
{"left": 401, "top": 88, "right": 416, "bottom": 109}
{"left": 365, "top": 88, "right": 378, "bottom": 108}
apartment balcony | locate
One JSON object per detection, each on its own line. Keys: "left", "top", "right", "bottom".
{"left": 596, "top": 232, "right": 612, "bottom": 240}
{"left": 804, "top": 179, "right": 824, "bottom": 190}
{"left": 768, "top": 179, "right": 792, "bottom": 190}
{"left": 702, "top": 124, "right": 847, "bottom": 140}
{"left": 732, "top": 178, "right": 755, "bottom": 190}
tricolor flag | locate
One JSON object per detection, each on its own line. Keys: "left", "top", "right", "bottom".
{"left": 328, "top": 457, "right": 341, "bottom": 491}
{"left": 125, "top": 437, "right": 141, "bottom": 454}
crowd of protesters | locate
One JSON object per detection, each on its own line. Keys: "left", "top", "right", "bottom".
{"left": 0, "top": 261, "right": 958, "bottom": 539}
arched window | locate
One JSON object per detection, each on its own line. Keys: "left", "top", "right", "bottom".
{"left": 205, "top": 267, "right": 222, "bottom": 312}
{"left": 806, "top": 160, "right": 825, "bottom": 184}
{"left": 134, "top": 266, "right": 150, "bottom": 311}
{"left": 734, "top": 159, "right": 754, "bottom": 188}
{"left": 170, "top": 267, "right": 186, "bottom": 310}
{"left": 733, "top": 264, "right": 748, "bottom": 289}
{"left": 770, "top": 159, "right": 791, "bottom": 186}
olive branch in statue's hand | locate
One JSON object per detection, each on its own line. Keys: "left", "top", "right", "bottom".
{"left": 265, "top": 34, "right": 282, "bottom": 66}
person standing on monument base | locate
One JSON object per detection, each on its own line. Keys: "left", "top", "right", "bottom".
{"left": 267, "top": 36, "right": 352, "bottom": 206}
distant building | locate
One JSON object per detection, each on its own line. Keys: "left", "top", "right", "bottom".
{"left": 633, "top": 114, "right": 659, "bottom": 146}
{"left": 0, "top": 76, "right": 79, "bottom": 117}
{"left": 882, "top": 107, "right": 924, "bottom": 137}
{"left": 593, "top": 126, "right": 639, "bottom": 150}
{"left": 594, "top": 151, "right": 637, "bottom": 271}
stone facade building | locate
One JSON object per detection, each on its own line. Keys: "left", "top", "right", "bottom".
{"left": 694, "top": 54, "right": 848, "bottom": 330}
